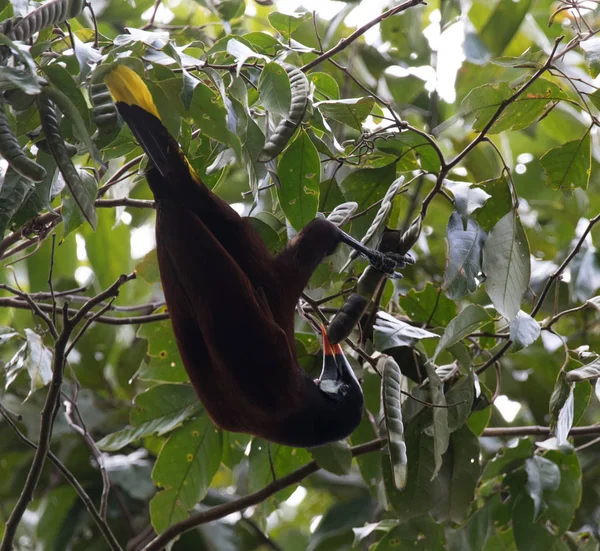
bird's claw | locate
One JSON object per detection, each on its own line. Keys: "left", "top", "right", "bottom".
{"left": 368, "top": 251, "right": 414, "bottom": 277}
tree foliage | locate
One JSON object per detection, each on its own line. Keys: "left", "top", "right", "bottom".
{"left": 0, "top": 0, "right": 600, "bottom": 549}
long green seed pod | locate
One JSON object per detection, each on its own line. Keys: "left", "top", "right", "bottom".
{"left": 38, "top": 88, "right": 97, "bottom": 229}
{"left": 257, "top": 63, "right": 308, "bottom": 162}
{"left": 7, "top": 0, "right": 84, "bottom": 42}
{"left": 90, "top": 82, "right": 118, "bottom": 131}
{"left": 0, "top": 100, "right": 46, "bottom": 182}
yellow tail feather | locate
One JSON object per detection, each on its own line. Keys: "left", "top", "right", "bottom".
{"left": 104, "top": 65, "right": 160, "bottom": 120}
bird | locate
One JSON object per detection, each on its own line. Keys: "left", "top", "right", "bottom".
{"left": 104, "top": 65, "right": 410, "bottom": 447}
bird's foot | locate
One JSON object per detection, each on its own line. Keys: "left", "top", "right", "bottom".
{"left": 368, "top": 251, "right": 414, "bottom": 279}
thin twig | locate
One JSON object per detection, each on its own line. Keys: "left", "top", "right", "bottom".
{"left": 0, "top": 298, "right": 168, "bottom": 325}
{"left": 64, "top": 397, "right": 111, "bottom": 520}
{"left": 0, "top": 405, "right": 121, "bottom": 551}
{"left": 301, "top": 0, "right": 425, "bottom": 72}
{"left": 142, "top": 438, "right": 385, "bottom": 550}
{"left": 482, "top": 424, "right": 600, "bottom": 437}
{"left": 532, "top": 213, "right": 600, "bottom": 318}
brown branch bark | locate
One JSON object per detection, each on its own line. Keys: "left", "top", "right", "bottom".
{"left": 0, "top": 274, "right": 135, "bottom": 551}
{"left": 301, "top": 0, "right": 425, "bottom": 72}
{"left": 142, "top": 438, "right": 385, "bottom": 550}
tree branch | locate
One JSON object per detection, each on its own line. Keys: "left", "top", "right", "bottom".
{"left": 0, "top": 273, "right": 137, "bottom": 550}
{"left": 482, "top": 424, "right": 600, "bottom": 437}
{"left": 0, "top": 405, "right": 121, "bottom": 551}
{"left": 0, "top": 297, "right": 169, "bottom": 325}
{"left": 142, "top": 438, "right": 385, "bottom": 551}
{"left": 532, "top": 212, "right": 600, "bottom": 318}
{"left": 301, "top": 0, "right": 425, "bottom": 72}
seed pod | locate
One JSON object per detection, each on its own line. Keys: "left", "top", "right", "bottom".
{"left": 90, "top": 82, "right": 118, "bottom": 131}
{"left": 7, "top": 0, "right": 85, "bottom": 42}
{"left": 257, "top": 63, "right": 308, "bottom": 162}
{"left": 38, "top": 88, "right": 97, "bottom": 229}
{"left": 0, "top": 100, "right": 46, "bottom": 182}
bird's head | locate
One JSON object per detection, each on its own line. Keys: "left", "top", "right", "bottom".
{"left": 315, "top": 326, "right": 361, "bottom": 401}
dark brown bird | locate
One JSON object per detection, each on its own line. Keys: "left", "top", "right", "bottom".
{"left": 105, "top": 66, "right": 409, "bottom": 447}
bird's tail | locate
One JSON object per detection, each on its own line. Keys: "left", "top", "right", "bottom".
{"left": 104, "top": 65, "right": 202, "bottom": 200}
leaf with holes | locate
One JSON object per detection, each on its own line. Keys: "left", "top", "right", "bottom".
{"left": 150, "top": 413, "right": 222, "bottom": 531}
{"left": 276, "top": 130, "right": 320, "bottom": 230}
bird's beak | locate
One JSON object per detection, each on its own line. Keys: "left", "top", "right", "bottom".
{"left": 317, "top": 326, "right": 360, "bottom": 398}
{"left": 319, "top": 325, "right": 340, "bottom": 383}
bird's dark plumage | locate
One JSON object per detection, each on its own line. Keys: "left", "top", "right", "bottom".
{"left": 105, "top": 66, "right": 365, "bottom": 447}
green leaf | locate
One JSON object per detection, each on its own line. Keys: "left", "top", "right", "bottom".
{"left": 540, "top": 449, "right": 581, "bottom": 534}
{"left": 565, "top": 357, "right": 600, "bottom": 382}
{"left": 61, "top": 169, "right": 98, "bottom": 238}
{"left": 310, "top": 441, "right": 352, "bottom": 476}
{"left": 135, "top": 249, "right": 160, "bottom": 284}
{"left": 350, "top": 413, "right": 382, "bottom": 496}
{"left": 482, "top": 211, "right": 530, "bottom": 321}
{"left": 309, "top": 72, "right": 340, "bottom": 100}
{"left": 152, "top": 413, "right": 222, "bottom": 515}
{"left": 509, "top": 310, "right": 540, "bottom": 351}
{"left": 276, "top": 129, "right": 320, "bottom": 230}
{"left": 555, "top": 384, "right": 574, "bottom": 446}
{"left": 188, "top": 81, "right": 237, "bottom": 147}
{"left": 384, "top": 419, "right": 434, "bottom": 520}
{"left": 42, "top": 86, "right": 100, "bottom": 165}
{"left": 463, "top": 79, "right": 568, "bottom": 134}
{"left": 446, "top": 373, "right": 475, "bottom": 432}
{"left": 378, "top": 131, "right": 441, "bottom": 172}
{"left": 425, "top": 362, "right": 449, "bottom": 480}
{"left": 373, "top": 517, "right": 446, "bottom": 550}
{"left": 44, "top": 64, "right": 91, "bottom": 132}
{"left": 97, "top": 384, "right": 201, "bottom": 451}
{"left": 339, "top": 163, "right": 396, "bottom": 238}
{"left": 149, "top": 488, "right": 188, "bottom": 535}
{"left": 436, "top": 425, "right": 481, "bottom": 524}
{"left": 381, "top": 356, "right": 407, "bottom": 490}
{"left": 482, "top": 438, "right": 533, "bottom": 480}
{"left": 443, "top": 211, "right": 487, "bottom": 299}
{"left": 434, "top": 304, "right": 490, "bottom": 360}
{"left": 525, "top": 456, "right": 560, "bottom": 519}
{"left": 0, "top": 66, "right": 42, "bottom": 94}
{"left": 36, "top": 486, "right": 78, "bottom": 550}
{"left": 0, "top": 167, "right": 33, "bottom": 239}
{"left": 512, "top": 494, "right": 570, "bottom": 551}
{"left": 582, "top": 37, "right": 600, "bottom": 78}
{"left": 445, "top": 180, "right": 491, "bottom": 226}
{"left": 399, "top": 283, "right": 457, "bottom": 327}
{"left": 248, "top": 439, "right": 311, "bottom": 502}
{"left": 374, "top": 312, "right": 439, "bottom": 350}
{"left": 23, "top": 328, "right": 52, "bottom": 397}
{"left": 540, "top": 133, "right": 591, "bottom": 191}
{"left": 137, "top": 319, "right": 189, "bottom": 383}
{"left": 259, "top": 62, "right": 291, "bottom": 117}
{"left": 316, "top": 97, "right": 375, "bottom": 131}
{"left": 82, "top": 209, "right": 130, "bottom": 288}
{"left": 479, "top": 0, "right": 532, "bottom": 56}
{"left": 268, "top": 11, "right": 311, "bottom": 38}
{"left": 473, "top": 176, "right": 513, "bottom": 233}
